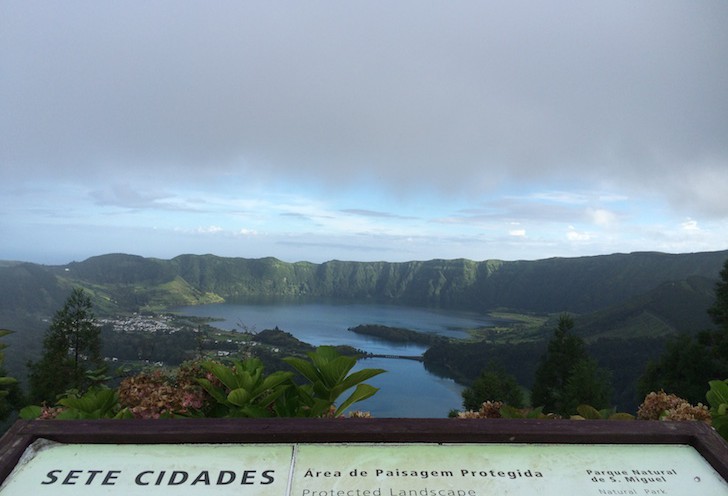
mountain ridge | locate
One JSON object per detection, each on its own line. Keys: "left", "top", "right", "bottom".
{"left": 2, "top": 249, "right": 726, "bottom": 409}
{"left": 1, "top": 250, "right": 726, "bottom": 320}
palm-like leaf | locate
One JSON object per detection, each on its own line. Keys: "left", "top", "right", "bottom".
{"left": 335, "top": 384, "right": 380, "bottom": 417}
{"left": 285, "top": 346, "right": 384, "bottom": 416}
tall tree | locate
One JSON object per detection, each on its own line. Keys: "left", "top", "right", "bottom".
{"left": 28, "top": 288, "right": 102, "bottom": 403}
{"left": 638, "top": 333, "right": 717, "bottom": 404}
{"left": 531, "top": 314, "right": 612, "bottom": 416}
{"left": 462, "top": 366, "right": 524, "bottom": 411}
{"left": 561, "top": 357, "right": 613, "bottom": 415}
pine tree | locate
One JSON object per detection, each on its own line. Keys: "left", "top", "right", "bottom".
{"left": 531, "top": 314, "right": 612, "bottom": 416}
{"left": 28, "top": 288, "right": 102, "bottom": 403}
{"left": 638, "top": 334, "right": 715, "bottom": 404}
{"left": 562, "top": 358, "right": 613, "bottom": 415}
{"left": 461, "top": 367, "right": 524, "bottom": 411}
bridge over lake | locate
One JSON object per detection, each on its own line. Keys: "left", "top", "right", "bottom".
{"left": 364, "top": 353, "right": 424, "bottom": 362}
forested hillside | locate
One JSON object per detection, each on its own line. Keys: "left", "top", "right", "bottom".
{"left": 1, "top": 250, "right": 725, "bottom": 319}
{"left": 1, "top": 250, "right": 727, "bottom": 413}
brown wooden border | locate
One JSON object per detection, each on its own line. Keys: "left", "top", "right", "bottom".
{"left": 2, "top": 418, "right": 728, "bottom": 486}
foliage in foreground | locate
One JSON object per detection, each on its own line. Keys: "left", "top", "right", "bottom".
{"left": 454, "top": 385, "right": 728, "bottom": 442}
{"left": 21, "top": 346, "right": 384, "bottom": 420}
{"left": 636, "top": 390, "right": 711, "bottom": 422}
{"left": 707, "top": 379, "right": 728, "bottom": 439}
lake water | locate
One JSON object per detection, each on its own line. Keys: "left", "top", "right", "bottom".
{"left": 175, "top": 301, "right": 494, "bottom": 417}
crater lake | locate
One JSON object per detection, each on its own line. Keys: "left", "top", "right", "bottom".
{"left": 174, "top": 301, "right": 496, "bottom": 417}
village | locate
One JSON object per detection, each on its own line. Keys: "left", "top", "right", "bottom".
{"left": 96, "top": 313, "right": 283, "bottom": 369}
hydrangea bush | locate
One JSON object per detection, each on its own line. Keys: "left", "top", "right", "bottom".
{"left": 20, "top": 347, "right": 383, "bottom": 420}
{"left": 637, "top": 390, "right": 711, "bottom": 422}
{"left": 454, "top": 388, "right": 720, "bottom": 435}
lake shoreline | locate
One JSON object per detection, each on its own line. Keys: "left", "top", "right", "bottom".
{"left": 173, "top": 302, "right": 489, "bottom": 417}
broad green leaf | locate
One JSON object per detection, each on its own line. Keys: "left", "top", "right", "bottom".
{"left": 196, "top": 378, "right": 229, "bottom": 404}
{"left": 706, "top": 380, "right": 728, "bottom": 408}
{"left": 204, "top": 362, "right": 238, "bottom": 391}
{"left": 609, "top": 412, "right": 635, "bottom": 420}
{"left": 337, "top": 368, "right": 385, "bottom": 393}
{"left": 317, "top": 356, "right": 355, "bottom": 388}
{"left": 498, "top": 404, "right": 523, "bottom": 418}
{"left": 526, "top": 406, "right": 546, "bottom": 419}
{"left": 258, "top": 371, "right": 293, "bottom": 394}
{"left": 55, "top": 409, "right": 82, "bottom": 420}
{"left": 311, "top": 346, "right": 339, "bottom": 362}
{"left": 58, "top": 394, "right": 91, "bottom": 411}
{"left": 711, "top": 411, "right": 728, "bottom": 441}
{"left": 283, "top": 357, "right": 320, "bottom": 384}
{"left": 114, "top": 408, "right": 135, "bottom": 419}
{"left": 251, "top": 367, "right": 263, "bottom": 386}
{"left": 308, "top": 398, "right": 334, "bottom": 418}
{"left": 257, "top": 384, "right": 290, "bottom": 408}
{"left": 306, "top": 352, "right": 331, "bottom": 376}
{"left": 227, "top": 388, "right": 252, "bottom": 407}
{"left": 335, "top": 383, "right": 379, "bottom": 416}
{"left": 600, "top": 407, "right": 617, "bottom": 417}
{"left": 58, "top": 388, "right": 118, "bottom": 417}
{"left": 311, "top": 380, "right": 330, "bottom": 399}
{"left": 243, "top": 357, "right": 265, "bottom": 372}
{"left": 576, "top": 404, "right": 602, "bottom": 419}
{"left": 19, "top": 405, "right": 42, "bottom": 420}
{"left": 238, "top": 361, "right": 264, "bottom": 391}
{"left": 273, "top": 386, "right": 311, "bottom": 417}
{"left": 240, "top": 371, "right": 254, "bottom": 392}
{"left": 239, "top": 404, "right": 273, "bottom": 418}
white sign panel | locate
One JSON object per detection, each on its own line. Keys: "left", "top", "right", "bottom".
{"left": 1, "top": 441, "right": 727, "bottom": 495}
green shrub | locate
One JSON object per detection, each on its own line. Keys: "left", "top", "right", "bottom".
{"left": 20, "top": 387, "right": 131, "bottom": 420}
{"left": 282, "top": 346, "right": 384, "bottom": 417}
{"left": 20, "top": 347, "right": 385, "bottom": 420}
{"left": 706, "top": 379, "right": 728, "bottom": 440}
{"left": 197, "top": 357, "right": 293, "bottom": 417}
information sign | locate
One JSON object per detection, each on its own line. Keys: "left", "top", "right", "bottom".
{"left": 1, "top": 419, "right": 727, "bottom": 496}
{"left": 2, "top": 440, "right": 728, "bottom": 495}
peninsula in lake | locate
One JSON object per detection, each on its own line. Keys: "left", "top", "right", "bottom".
{"left": 2, "top": 249, "right": 726, "bottom": 411}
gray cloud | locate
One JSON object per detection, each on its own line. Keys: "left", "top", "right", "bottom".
{"left": 435, "top": 193, "right": 622, "bottom": 226}
{"left": 340, "top": 209, "right": 417, "bottom": 220}
{"left": 90, "top": 184, "right": 173, "bottom": 209}
{"left": 2, "top": 1, "right": 727, "bottom": 216}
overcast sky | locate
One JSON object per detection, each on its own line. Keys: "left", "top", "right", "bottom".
{"left": 2, "top": 1, "right": 727, "bottom": 264}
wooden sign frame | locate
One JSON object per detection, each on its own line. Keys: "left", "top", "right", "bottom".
{"left": 1, "top": 418, "right": 728, "bottom": 488}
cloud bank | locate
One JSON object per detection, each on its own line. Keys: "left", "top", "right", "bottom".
{"left": 1, "top": 1, "right": 727, "bottom": 263}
